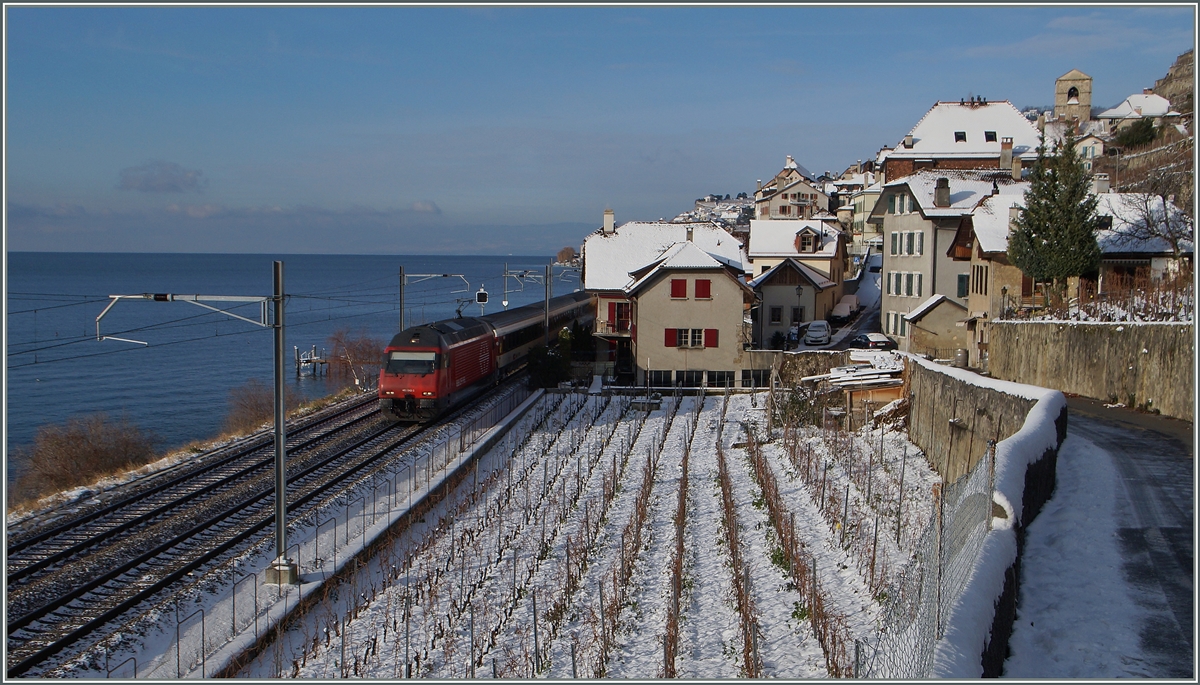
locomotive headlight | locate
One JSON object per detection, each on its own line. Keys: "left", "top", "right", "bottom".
{"left": 384, "top": 391, "right": 395, "bottom": 395}
{"left": 422, "top": 391, "right": 435, "bottom": 397}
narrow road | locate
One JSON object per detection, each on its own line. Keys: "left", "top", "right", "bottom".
{"left": 1004, "top": 397, "right": 1193, "bottom": 678}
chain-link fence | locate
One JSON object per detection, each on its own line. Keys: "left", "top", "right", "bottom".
{"left": 856, "top": 440, "right": 996, "bottom": 678}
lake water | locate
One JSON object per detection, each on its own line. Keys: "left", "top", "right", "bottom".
{"left": 6, "top": 252, "right": 573, "bottom": 479}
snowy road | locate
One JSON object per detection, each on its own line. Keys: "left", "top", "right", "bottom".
{"left": 1004, "top": 397, "right": 1193, "bottom": 678}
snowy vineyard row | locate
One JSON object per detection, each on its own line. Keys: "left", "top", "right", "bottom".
{"left": 246, "top": 388, "right": 936, "bottom": 678}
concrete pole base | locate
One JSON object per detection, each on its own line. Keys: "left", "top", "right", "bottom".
{"left": 265, "top": 558, "right": 299, "bottom": 585}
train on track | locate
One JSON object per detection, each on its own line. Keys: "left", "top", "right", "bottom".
{"left": 378, "top": 291, "right": 593, "bottom": 421}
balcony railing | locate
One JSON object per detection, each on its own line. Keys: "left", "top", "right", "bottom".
{"left": 594, "top": 319, "right": 632, "bottom": 336}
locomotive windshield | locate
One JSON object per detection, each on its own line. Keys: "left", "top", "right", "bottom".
{"left": 386, "top": 351, "right": 438, "bottom": 375}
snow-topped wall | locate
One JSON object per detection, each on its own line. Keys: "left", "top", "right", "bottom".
{"left": 988, "top": 320, "right": 1193, "bottom": 421}
{"left": 904, "top": 355, "right": 1067, "bottom": 678}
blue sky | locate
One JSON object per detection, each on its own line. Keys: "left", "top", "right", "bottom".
{"left": 5, "top": 5, "right": 1195, "bottom": 254}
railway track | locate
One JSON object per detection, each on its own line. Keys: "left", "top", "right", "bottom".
{"left": 6, "top": 393, "right": 380, "bottom": 587}
{"left": 5, "top": 378, "right": 528, "bottom": 677}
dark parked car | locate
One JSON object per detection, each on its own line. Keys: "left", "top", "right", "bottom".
{"left": 849, "top": 333, "right": 898, "bottom": 350}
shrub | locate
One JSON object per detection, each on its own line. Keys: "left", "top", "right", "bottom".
{"left": 223, "top": 378, "right": 301, "bottom": 435}
{"left": 11, "top": 413, "right": 160, "bottom": 506}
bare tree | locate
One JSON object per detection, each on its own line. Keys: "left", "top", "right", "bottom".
{"left": 1108, "top": 139, "right": 1194, "bottom": 262}
{"left": 329, "top": 328, "right": 384, "bottom": 392}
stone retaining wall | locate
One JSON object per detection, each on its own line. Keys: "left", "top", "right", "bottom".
{"left": 988, "top": 321, "right": 1193, "bottom": 421}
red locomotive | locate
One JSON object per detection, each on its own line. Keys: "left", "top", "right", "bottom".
{"left": 378, "top": 291, "right": 592, "bottom": 421}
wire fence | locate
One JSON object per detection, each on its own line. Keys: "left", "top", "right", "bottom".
{"left": 855, "top": 439, "right": 996, "bottom": 679}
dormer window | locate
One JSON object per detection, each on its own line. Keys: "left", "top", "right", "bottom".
{"left": 984, "top": 131, "right": 997, "bottom": 142}
{"left": 954, "top": 131, "right": 967, "bottom": 143}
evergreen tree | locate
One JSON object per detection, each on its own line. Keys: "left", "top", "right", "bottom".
{"left": 1008, "top": 132, "right": 1102, "bottom": 295}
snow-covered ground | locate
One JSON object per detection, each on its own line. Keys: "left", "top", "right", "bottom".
{"left": 219, "top": 390, "right": 937, "bottom": 678}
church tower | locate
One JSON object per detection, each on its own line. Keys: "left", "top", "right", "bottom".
{"left": 1054, "top": 69, "right": 1092, "bottom": 122}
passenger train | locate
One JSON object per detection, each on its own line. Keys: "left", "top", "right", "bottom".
{"left": 378, "top": 291, "right": 593, "bottom": 421}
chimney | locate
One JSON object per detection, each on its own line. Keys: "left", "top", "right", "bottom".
{"left": 903, "top": 134, "right": 914, "bottom": 149}
{"left": 1144, "top": 88, "right": 1153, "bottom": 95}
{"left": 1012, "top": 156, "right": 1022, "bottom": 180}
{"left": 934, "top": 177, "right": 951, "bottom": 207}
{"left": 603, "top": 208, "right": 615, "bottom": 235}
{"left": 1009, "top": 206, "right": 1021, "bottom": 226}
{"left": 786, "top": 155, "right": 795, "bottom": 167}
{"left": 686, "top": 226, "right": 694, "bottom": 242}
{"left": 992, "top": 180, "right": 1000, "bottom": 196}
{"left": 756, "top": 179, "right": 762, "bottom": 191}
{"left": 1092, "top": 173, "right": 1111, "bottom": 194}
{"left": 999, "top": 136, "right": 1013, "bottom": 169}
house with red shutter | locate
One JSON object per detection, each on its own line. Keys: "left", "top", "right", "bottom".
{"left": 581, "top": 211, "right": 754, "bottom": 386}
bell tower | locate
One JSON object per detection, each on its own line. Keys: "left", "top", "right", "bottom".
{"left": 1054, "top": 69, "right": 1092, "bottom": 122}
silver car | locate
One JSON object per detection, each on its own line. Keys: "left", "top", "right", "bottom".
{"left": 803, "top": 320, "right": 831, "bottom": 345}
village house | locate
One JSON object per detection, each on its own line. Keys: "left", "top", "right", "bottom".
{"left": 747, "top": 258, "right": 837, "bottom": 349}
{"left": 869, "top": 169, "right": 1027, "bottom": 351}
{"left": 946, "top": 181, "right": 1193, "bottom": 367}
{"left": 1096, "top": 90, "right": 1182, "bottom": 135}
{"left": 746, "top": 218, "right": 848, "bottom": 289}
{"left": 581, "top": 211, "right": 754, "bottom": 387}
{"left": 754, "top": 156, "right": 831, "bottom": 219}
{"left": 878, "top": 99, "right": 1042, "bottom": 184}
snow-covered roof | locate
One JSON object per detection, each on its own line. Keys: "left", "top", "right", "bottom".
{"left": 781, "top": 155, "right": 817, "bottom": 182}
{"left": 747, "top": 257, "right": 836, "bottom": 290}
{"left": 970, "top": 190, "right": 1029, "bottom": 254}
{"left": 889, "top": 101, "right": 1041, "bottom": 161}
{"left": 1094, "top": 193, "right": 1194, "bottom": 255}
{"left": 1096, "top": 93, "right": 1177, "bottom": 120}
{"left": 966, "top": 191, "right": 1192, "bottom": 256}
{"left": 625, "top": 242, "right": 734, "bottom": 295}
{"left": 882, "top": 169, "right": 1027, "bottom": 218}
{"left": 747, "top": 219, "right": 842, "bottom": 258}
{"left": 904, "top": 294, "right": 964, "bottom": 322}
{"left": 582, "top": 221, "right": 745, "bottom": 291}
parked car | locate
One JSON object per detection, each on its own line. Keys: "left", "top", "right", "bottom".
{"left": 829, "top": 302, "right": 854, "bottom": 324}
{"left": 849, "top": 332, "right": 898, "bottom": 350}
{"left": 838, "top": 294, "right": 860, "bottom": 313}
{"left": 804, "top": 320, "right": 832, "bottom": 346}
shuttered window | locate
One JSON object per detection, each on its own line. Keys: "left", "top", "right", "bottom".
{"left": 704, "top": 328, "right": 719, "bottom": 348}
{"left": 695, "top": 279, "right": 712, "bottom": 299}
{"left": 670, "top": 279, "right": 687, "bottom": 299}
{"left": 664, "top": 328, "right": 676, "bottom": 347}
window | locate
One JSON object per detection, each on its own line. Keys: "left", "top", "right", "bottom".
{"left": 917, "top": 232, "right": 924, "bottom": 255}
{"left": 769, "top": 306, "right": 783, "bottom": 324}
{"left": 779, "top": 205, "right": 790, "bottom": 216}
{"left": 707, "top": 370, "right": 733, "bottom": 388}
{"left": 887, "top": 194, "right": 895, "bottom": 214}
{"left": 905, "top": 273, "right": 914, "bottom": 297}
{"left": 985, "top": 131, "right": 997, "bottom": 142}
{"left": 954, "top": 131, "right": 967, "bottom": 143}
{"left": 704, "top": 328, "right": 719, "bottom": 348}
{"left": 791, "top": 307, "right": 801, "bottom": 323}
{"left": 891, "top": 232, "right": 899, "bottom": 255}
{"left": 648, "top": 370, "right": 673, "bottom": 386}
{"left": 800, "top": 233, "right": 815, "bottom": 252}
{"left": 670, "top": 279, "right": 687, "bottom": 299}
{"left": 695, "top": 279, "right": 712, "bottom": 299}
{"left": 905, "top": 232, "right": 914, "bottom": 255}
{"left": 899, "top": 316, "right": 907, "bottom": 336}
{"left": 916, "top": 273, "right": 923, "bottom": 297}
{"left": 957, "top": 274, "right": 970, "bottom": 299}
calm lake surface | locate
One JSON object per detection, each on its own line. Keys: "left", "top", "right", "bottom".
{"left": 7, "top": 252, "right": 573, "bottom": 481}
